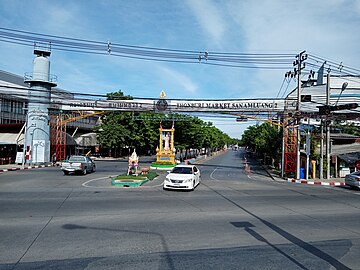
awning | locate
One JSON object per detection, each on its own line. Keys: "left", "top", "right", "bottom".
{"left": 338, "top": 152, "right": 360, "bottom": 166}
{"left": 75, "top": 133, "right": 98, "bottom": 146}
{"left": 331, "top": 143, "right": 360, "bottom": 156}
{"left": 0, "top": 133, "right": 24, "bottom": 145}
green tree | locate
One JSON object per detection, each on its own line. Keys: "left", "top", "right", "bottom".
{"left": 241, "top": 123, "right": 282, "bottom": 165}
{"left": 95, "top": 90, "right": 237, "bottom": 157}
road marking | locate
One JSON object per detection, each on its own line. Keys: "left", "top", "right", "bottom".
{"left": 82, "top": 176, "right": 115, "bottom": 188}
{"left": 82, "top": 176, "right": 163, "bottom": 189}
{"left": 210, "top": 167, "right": 219, "bottom": 181}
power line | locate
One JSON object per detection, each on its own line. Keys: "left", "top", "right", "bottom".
{"left": 2, "top": 27, "right": 359, "bottom": 76}
{"left": 0, "top": 27, "right": 297, "bottom": 69}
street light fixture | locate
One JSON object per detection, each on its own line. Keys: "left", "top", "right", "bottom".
{"left": 335, "top": 82, "right": 348, "bottom": 105}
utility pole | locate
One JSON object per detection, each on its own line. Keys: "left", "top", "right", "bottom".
{"left": 326, "top": 72, "right": 331, "bottom": 179}
{"left": 295, "top": 51, "right": 306, "bottom": 180}
{"left": 320, "top": 121, "right": 324, "bottom": 179}
{"left": 305, "top": 118, "right": 310, "bottom": 180}
{"left": 283, "top": 51, "right": 307, "bottom": 179}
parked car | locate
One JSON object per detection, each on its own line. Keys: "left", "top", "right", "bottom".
{"left": 61, "top": 155, "right": 96, "bottom": 175}
{"left": 345, "top": 171, "right": 360, "bottom": 189}
{"left": 163, "top": 165, "right": 201, "bottom": 191}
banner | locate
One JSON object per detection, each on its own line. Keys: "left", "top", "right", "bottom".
{"left": 52, "top": 98, "right": 287, "bottom": 113}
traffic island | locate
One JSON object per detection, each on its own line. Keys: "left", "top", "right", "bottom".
{"left": 150, "top": 162, "right": 176, "bottom": 170}
{"left": 111, "top": 171, "right": 158, "bottom": 187}
{"left": 111, "top": 178, "right": 149, "bottom": 187}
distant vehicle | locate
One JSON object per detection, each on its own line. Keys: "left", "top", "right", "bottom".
{"left": 345, "top": 171, "right": 360, "bottom": 189}
{"left": 61, "top": 155, "right": 96, "bottom": 175}
{"left": 163, "top": 165, "right": 201, "bottom": 191}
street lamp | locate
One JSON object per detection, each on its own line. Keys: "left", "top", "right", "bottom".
{"left": 335, "top": 82, "right": 348, "bottom": 106}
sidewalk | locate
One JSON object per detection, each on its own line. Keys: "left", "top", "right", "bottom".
{"left": 264, "top": 166, "right": 345, "bottom": 187}
{"left": 0, "top": 163, "right": 53, "bottom": 173}
{"left": 0, "top": 156, "right": 131, "bottom": 173}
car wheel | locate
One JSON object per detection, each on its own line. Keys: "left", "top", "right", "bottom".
{"left": 92, "top": 165, "right": 96, "bottom": 173}
{"left": 83, "top": 168, "right": 87, "bottom": 175}
{"left": 63, "top": 171, "right": 69, "bottom": 175}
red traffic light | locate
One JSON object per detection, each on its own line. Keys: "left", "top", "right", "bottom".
{"left": 331, "top": 103, "right": 358, "bottom": 111}
{"left": 318, "top": 103, "right": 358, "bottom": 115}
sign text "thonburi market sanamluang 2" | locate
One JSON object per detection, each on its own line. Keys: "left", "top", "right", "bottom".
{"left": 61, "top": 99, "right": 284, "bottom": 112}
{"left": 175, "top": 101, "right": 279, "bottom": 110}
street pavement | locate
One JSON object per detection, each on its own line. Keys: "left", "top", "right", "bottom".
{"left": 0, "top": 150, "right": 359, "bottom": 269}
{"left": 0, "top": 154, "right": 347, "bottom": 187}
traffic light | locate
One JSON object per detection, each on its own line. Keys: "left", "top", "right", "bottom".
{"left": 318, "top": 105, "right": 331, "bottom": 115}
{"left": 318, "top": 103, "right": 358, "bottom": 115}
{"left": 331, "top": 103, "right": 358, "bottom": 111}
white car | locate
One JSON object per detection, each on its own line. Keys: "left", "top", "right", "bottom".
{"left": 163, "top": 165, "right": 201, "bottom": 191}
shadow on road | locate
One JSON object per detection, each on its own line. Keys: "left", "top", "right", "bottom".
{"left": 205, "top": 183, "right": 351, "bottom": 270}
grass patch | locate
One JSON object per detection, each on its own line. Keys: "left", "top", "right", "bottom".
{"left": 114, "top": 171, "right": 158, "bottom": 181}
{"left": 151, "top": 163, "right": 176, "bottom": 169}
{"left": 151, "top": 161, "right": 174, "bottom": 166}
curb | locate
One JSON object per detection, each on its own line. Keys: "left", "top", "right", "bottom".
{"left": 0, "top": 164, "right": 52, "bottom": 173}
{"left": 287, "top": 178, "right": 345, "bottom": 186}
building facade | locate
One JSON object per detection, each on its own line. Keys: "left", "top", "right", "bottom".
{"left": 0, "top": 70, "right": 99, "bottom": 164}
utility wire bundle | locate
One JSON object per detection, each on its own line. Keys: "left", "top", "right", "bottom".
{"left": 0, "top": 27, "right": 297, "bottom": 69}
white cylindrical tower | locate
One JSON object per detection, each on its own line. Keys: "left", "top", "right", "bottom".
{"left": 24, "top": 47, "right": 57, "bottom": 165}
{"left": 32, "top": 56, "right": 50, "bottom": 82}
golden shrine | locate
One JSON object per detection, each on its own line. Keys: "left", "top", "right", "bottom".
{"left": 156, "top": 127, "right": 176, "bottom": 164}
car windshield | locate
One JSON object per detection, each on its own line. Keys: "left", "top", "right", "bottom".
{"left": 69, "top": 156, "right": 85, "bottom": 162}
{"left": 171, "top": 167, "right": 192, "bottom": 174}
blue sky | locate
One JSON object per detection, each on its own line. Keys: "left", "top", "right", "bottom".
{"left": 1, "top": 0, "right": 360, "bottom": 138}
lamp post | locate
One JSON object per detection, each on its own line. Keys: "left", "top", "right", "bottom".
{"left": 335, "top": 82, "right": 348, "bottom": 106}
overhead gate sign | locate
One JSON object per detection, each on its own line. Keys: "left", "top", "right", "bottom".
{"left": 53, "top": 98, "right": 290, "bottom": 113}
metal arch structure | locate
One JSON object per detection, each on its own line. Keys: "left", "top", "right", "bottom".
{"left": 50, "top": 96, "right": 294, "bottom": 164}
{"left": 3, "top": 81, "right": 359, "bottom": 173}
{"left": 53, "top": 97, "right": 293, "bottom": 114}
{"left": 50, "top": 93, "right": 360, "bottom": 175}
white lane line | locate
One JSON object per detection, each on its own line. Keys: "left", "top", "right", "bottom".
{"left": 210, "top": 167, "right": 220, "bottom": 181}
{"left": 82, "top": 176, "right": 115, "bottom": 188}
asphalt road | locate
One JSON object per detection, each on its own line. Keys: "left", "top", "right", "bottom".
{"left": 0, "top": 150, "right": 359, "bottom": 270}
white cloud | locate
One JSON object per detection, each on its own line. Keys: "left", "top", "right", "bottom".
{"left": 157, "top": 66, "right": 198, "bottom": 94}
{"left": 225, "top": 0, "right": 360, "bottom": 98}
{"left": 185, "top": 0, "right": 227, "bottom": 45}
